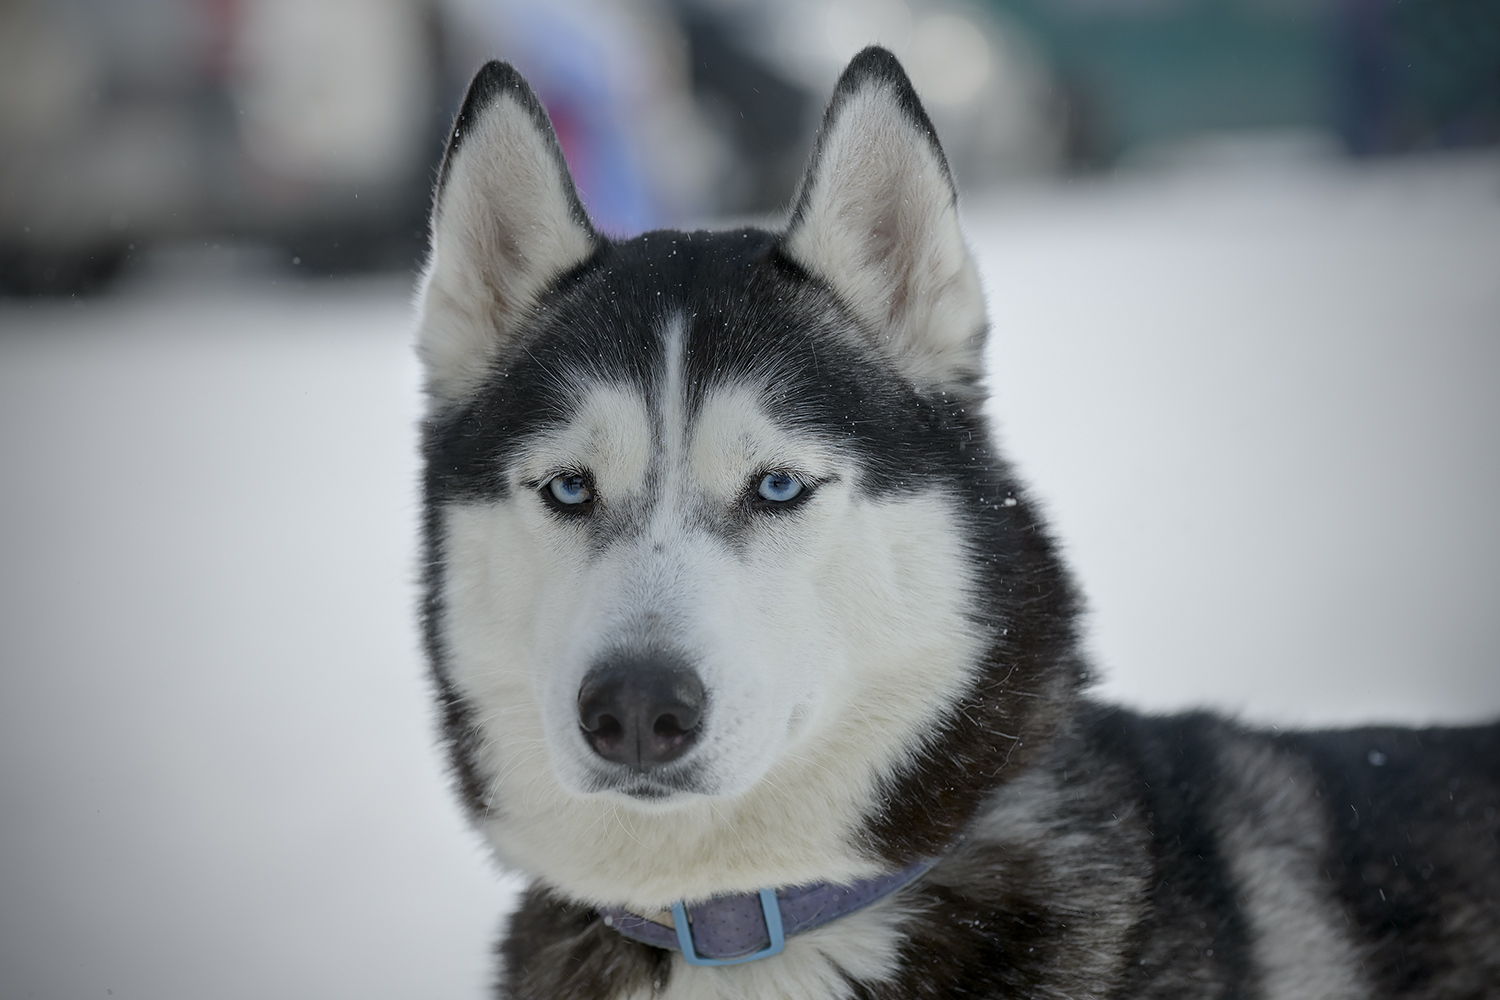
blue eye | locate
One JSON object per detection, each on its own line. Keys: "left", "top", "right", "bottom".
{"left": 757, "top": 472, "right": 803, "bottom": 503}
{"left": 546, "top": 474, "right": 593, "bottom": 507}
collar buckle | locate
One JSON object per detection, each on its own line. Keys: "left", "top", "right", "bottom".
{"left": 670, "top": 888, "right": 785, "bottom": 966}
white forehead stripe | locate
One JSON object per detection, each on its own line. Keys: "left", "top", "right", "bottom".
{"left": 658, "top": 312, "right": 688, "bottom": 471}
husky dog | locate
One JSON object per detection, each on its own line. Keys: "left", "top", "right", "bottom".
{"left": 415, "top": 48, "right": 1500, "bottom": 999}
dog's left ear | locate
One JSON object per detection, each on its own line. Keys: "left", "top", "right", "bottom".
{"left": 784, "top": 47, "right": 986, "bottom": 393}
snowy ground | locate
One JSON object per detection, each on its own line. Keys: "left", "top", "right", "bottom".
{"left": 3, "top": 149, "right": 1498, "bottom": 999}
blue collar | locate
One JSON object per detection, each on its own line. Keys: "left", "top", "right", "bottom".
{"left": 597, "top": 857, "right": 939, "bottom": 966}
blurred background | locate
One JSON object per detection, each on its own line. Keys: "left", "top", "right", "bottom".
{"left": 2, "top": 0, "right": 1498, "bottom": 997}
{"left": 5, "top": 0, "right": 1498, "bottom": 285}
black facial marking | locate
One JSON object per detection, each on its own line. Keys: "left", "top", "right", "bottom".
{"left": 418, "top": 501, "right": 488, "bottom": 820}
{"left": 424, "top": 225, "right": 971, "bottom": 511}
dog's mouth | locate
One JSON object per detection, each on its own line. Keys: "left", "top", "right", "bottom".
{"left": 582, "top": 765, "right": 709, "bottom": 803}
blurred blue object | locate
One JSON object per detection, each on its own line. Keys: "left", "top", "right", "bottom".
{"left": 485, "top": 2, "right": 659, "bottom": 235}
{"left": 440, "top": 0, "right": 729, "bottom": 236}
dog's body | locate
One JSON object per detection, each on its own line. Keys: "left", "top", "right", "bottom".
{"left": 415, "top": 50, "right": 1500, "bottom": 999}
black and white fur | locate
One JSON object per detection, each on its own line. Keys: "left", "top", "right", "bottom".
{"left": 416, "top": 49, "right": 1500, "bottom": 999}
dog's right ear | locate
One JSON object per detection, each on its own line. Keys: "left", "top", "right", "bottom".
{"left": 416, "top": 62, "right": 598, "bottom": 406}
{"left": 783, "top": 48, "right": 986, "bottom": 395}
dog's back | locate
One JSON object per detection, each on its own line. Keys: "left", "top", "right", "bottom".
{"left": 1282, "top": 722, "right": 1500, "bottom": 994}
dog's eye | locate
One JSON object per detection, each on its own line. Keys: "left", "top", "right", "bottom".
{"left": 756, "top": 472, "right": 804, "bottom": 504}
{"left": 543, "top": 474, "right": 594, "bottom": 509}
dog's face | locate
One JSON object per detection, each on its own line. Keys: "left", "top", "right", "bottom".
{"left": 438, "top": 272, "right": 984, "bottom": 809}
{"left": 416, "top": 53, "right": 1068, "bottom": 905}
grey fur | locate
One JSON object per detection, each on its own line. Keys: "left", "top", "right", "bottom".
{"left": 834, "top": 709, "right": 1499, "bottom": 1000}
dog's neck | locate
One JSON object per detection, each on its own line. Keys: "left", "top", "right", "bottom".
{"left": 597, "top": 856, "right": 939, "bottom": 965}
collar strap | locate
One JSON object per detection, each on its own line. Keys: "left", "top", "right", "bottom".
{"left": 598, "top": 857, "right": 938, "bottom": 966}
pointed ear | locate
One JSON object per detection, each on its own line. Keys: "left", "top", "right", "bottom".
{"left": 783, "top": 47, "right": 987, "bottom": 393}
{"left": 416, "top": 62, "right": 598, "bottom": 405}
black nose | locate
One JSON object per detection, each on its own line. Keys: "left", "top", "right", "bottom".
{"left": 577, "top": 655, "right": 705, "bottom": 770}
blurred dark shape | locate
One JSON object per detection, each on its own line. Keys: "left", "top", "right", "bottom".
{"left": 1337, "top": 0, "right": 1500, "bottom": 155}
{"left": 990, "top": 0, "right": 1333, "bottom": 169}
{"left": 7, "top": 0, "right": 1491, "bottom": 298}
{"left": 0, "top": 0, "right": 446, "bottom": 296}
{"left": 1, "top": 0, "right": 1056, "bottom": 296}
{"left": 674, "top": 4, "right": 811, "bottom": 215}
{"left": 667, "top": 0, "right": 1063, "bottom": 212}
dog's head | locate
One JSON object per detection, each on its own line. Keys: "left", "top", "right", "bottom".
{"left": 416, "top": 49, "right": 1079, "bottom": 905}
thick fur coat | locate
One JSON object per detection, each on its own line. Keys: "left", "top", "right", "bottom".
{"left": 415, "top": 48, "right": 1500, "bottom": 1000}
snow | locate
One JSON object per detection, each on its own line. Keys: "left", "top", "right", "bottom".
{"left": 0, "top": 282, "right": 517, "bottom": 999}
{"left": 971, "top": 148, "right": 1500, "bottom": 725}
{"left": 2, "top": 149, "right": 1498, "bottom": 997}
